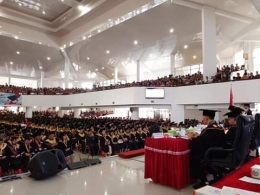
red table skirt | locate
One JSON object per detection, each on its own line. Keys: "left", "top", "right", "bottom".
{"left": 214, "top": 157, "right": 260, "bottom": 193}
{"left": 144, "top": 138, "right": 190, "bottom": 189}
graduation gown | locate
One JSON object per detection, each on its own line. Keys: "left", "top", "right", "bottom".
{"left": 57, "top": 140, "right": 73, "bottom": 157}
{"left": 190, "top": 121, "right": 225, "bottom": 180}
{"left": 19, "top": 142, "right": 33, "bottom": 170}
{"left": 225, "top": 126, "right": 236, "bottom": 147}
{"left": 0, "top": 143, "right": 9, "bottom": 173}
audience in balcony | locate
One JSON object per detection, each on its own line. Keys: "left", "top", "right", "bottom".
{"left": 0, "top": 64, "right": 258, "bottom": 95}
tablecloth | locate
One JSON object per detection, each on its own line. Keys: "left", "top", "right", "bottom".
{"left": 144, "top": 138, "right": 190, "bottom": 189}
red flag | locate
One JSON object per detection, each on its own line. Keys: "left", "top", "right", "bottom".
{"left": 229, "top": 85, "right": 233, "bottom": 106}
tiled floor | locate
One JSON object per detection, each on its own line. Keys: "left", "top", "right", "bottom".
{"left": 0, "top": 155, "right": 193, "bottom": 195}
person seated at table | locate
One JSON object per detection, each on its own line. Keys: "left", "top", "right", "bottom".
{"left": 224, "top": 106, "right": 244, "bottom": 147}
{"left": 188, "top": 109, "right": 225, "bottom": 189}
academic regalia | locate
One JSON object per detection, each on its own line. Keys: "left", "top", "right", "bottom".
{"left": 19, "top": 135, "right": 33, "bottom": 171}
{"left": 77, "top": 132, "right": 86, "bottom": 153}
{"left": 0, "top": 141, "right": 9, "bottom": 174}
{"left": 99, "top": 135, "right": 109, "bottom": 153}
{"left": 190, "top": 110, "right": 225, "bottom": 187}
{"left": 57, "top": 138, "right": 73, "bottom": 157}
{"left": 223, "top": 107, "right": 244, "bottom": 147}
{"left": 6, "top": 140, "right": 22, "bottom": 170}
{"left": 111, "top": 134, "right": 119, "bottom": 155}
{"left": 86, "top": 135, "right": 99, "bottom": 156}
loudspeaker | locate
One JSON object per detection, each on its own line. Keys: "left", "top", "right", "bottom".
{"left": 27, "top": 149, "right": 67, "bottom": 180}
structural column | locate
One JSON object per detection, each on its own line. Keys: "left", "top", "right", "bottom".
{"left": 137, "top": 60, "right": 141, "bottom": 82}
{"left": 170, "top": 104, "right": 185, "bottom": 123}
{"left": 58, "top": 109, "right": 63, "bottom": 117}
{"left": 40, "top": 71, "right": 44, "bottom": 88}
{"left": 114, "top": 67, "right": 118, "bottom": 84}
{"left": 64, "top": 59, "right": 70, "bottom": 89}
{"left": 245, "top": 43, "right": 254, "bottom": 72}
{"left": 131, "top": 107, "right": 139, "bottom": 120}
{"left": 202, "top": 6, "right": 217, "bottom": 79}
{"left": 25, "top": 107, "right": 33, "bottom": 118}
{"left": 170, "top": 54, "right": 176, "bottom": 76}
{"left": 8, "top": 77, "right": 11, "bottom": 86}
{"left": 74, "top": 108, "right": 81, "bottom": 118}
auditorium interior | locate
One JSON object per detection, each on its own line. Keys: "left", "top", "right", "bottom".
{"left": 0, "top": 0, "right": 260, "bottom": 194}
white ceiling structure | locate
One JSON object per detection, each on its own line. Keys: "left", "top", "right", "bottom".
{"left": 0, "top": 0, "right": 260, "bottom": 82}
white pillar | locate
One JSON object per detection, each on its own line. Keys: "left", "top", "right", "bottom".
{"left": 170, "top": 54, "right": 176, "bottom": 76}
{"left": 170, "top": 104, "right": 185, "bottom": 123}
{"left": 131, "top": 107, "right": 139, "bottom": 120}
{"left": 137, "top": 60, "right": 141, "bottom": 82}
{"left": 114, "top": 67, "right": 118, "bottom": 84}
{"left": 40, "top": 71, "right": 44, "bottom": 88}
{"left": 245, "top": 43, "right": 253, "bottom": 72}
{"left": 74, "top": 108, "right": 81, "bottom": 118}
{"left": 64, "top": 59, "right": 70, "bottom": 89}
{"left": 8, "top": 77, "right": 11, "bottom": 85}
{"left": 202, "top": 6, "right": 217, "bottom": 79}
{"left": 58, "top": 109, "right": 63, "bottom": 117}
{"left": 25, "top": 107, "right": 33, "bottom": 118}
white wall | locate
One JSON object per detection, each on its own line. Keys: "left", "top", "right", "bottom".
{"left": 21, "top": 79, "right": 260, "bottom": 108}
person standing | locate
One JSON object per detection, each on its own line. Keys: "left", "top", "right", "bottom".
{"left": 244, "top": 104, "right": 252, "bottom": 116}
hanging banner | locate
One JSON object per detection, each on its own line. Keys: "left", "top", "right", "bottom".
{"left": 0, "top": 93, "right": 22, "bottom": 105}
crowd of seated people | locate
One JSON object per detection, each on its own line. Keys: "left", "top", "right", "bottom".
{"left": 80, "top": 110, "right": 114, "bottom": 118}
{"left": 0, "top": 64, "right": 259, "bottom": 95}
{"left": 0, "top": 109, "right": 205, "bottom": 176}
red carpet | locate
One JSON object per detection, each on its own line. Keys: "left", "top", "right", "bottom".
{"left": 119, "top": 149, "right": 145, "bottom": 158}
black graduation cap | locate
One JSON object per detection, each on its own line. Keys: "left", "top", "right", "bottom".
{"left": 229, "top": 106, "right": 244, "bottom": 113}
{"left": 244, "top": 103, "right": 250, "bottom": 107}
{"left": 23, "top": 134, "right": 32, "bottom": 140}
{"left": 33, "top": 131, "right": 42, "bottom": 138}
{"left": 0, "top": 137, "right": 4, "bottom": 142}
{"left": 223, "top": 111, "right": 241, "bottom": 118}
{"left": 7, "top": 95, "right": 19, "bottom": 101}
{"left": 199, "top": 109, "right": 220, "bottom": 118}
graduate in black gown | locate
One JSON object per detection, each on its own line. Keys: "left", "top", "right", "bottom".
{"left": 189, "top": 110, "right": 225, "bottom": 189}
{"left": 0, "top": 137, "right": 9, "bottom": 175}
{"left": 57, "top": 132, "right": 73, "bottom": 163}
{"left": 244, "top": 104, "right": 252, "bottom": 116}
{"left": 19, "top": 134, "right": 33, "bottom": 171}
{"left": 224, "top": 106, "right": 244, "bottom": 147}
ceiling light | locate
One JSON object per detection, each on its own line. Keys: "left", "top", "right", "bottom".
{"left": 134, "top": 40, "right": 138, "bottom": 45}
{"left": 112, "top": 73, "right": 114, "bottom": 76}
{"left": 193, "top": 55, "right": 197, "bottom": 59}
{"left": 95, "top": 69, "right": 98, "bottom": 71}
{"left": 19, "top": 3, "right": 22, "bottom": 6}
{"left": 47, "top": 57, "right": 51, "bottom": 60}
{"left": 16, "top": 51, "right": 20, "bottom": 55}
{"left": 88, "top": 35, "right": 92, "bottom": 38}
{"left": 14, "top": 36, "right": 19, "bottom": 39}
{"left": 39, "top": 42, "right": 42, "bottom": 44}
{"left": 169, "top": 28, "right": 174, "bottom": 33}
{"left": 102, "top": 67, "right": 104, "bottom": 69}
{"left": 106, "top": 50, "right": 110, "bottom": 54}
{"left": 39, "top": 66, "right": 42, "bottom": 69}
{"left": 98, "top": 29, "right": 101, "bottom": 32}
{"left": 83, "top": 36, "right": 86, "bottom": 40}
{"left": 87, "top": 57, "right": 90, "bottom": 60}
{"left": 0, "top": 26, "right": 1, "bottom": 28}
{"left": 19, "top": 31, "right": 22, "bottom": 34}
{"left": 184, "top": 45, "right": 188, "bottom": 49}
{"left": 10, "top": 62, "right": 13, "bottom": 65}
{"left": 61, "top": 0, "right": 64, "bottom": 2}
{"left": 78, "top": 5, "right": 90, "bottom": 12}
{"left": 70, "top": 42, "right": 73, "bottom": 46}
{"left": 42, "top": 11, "right": 46, "bottom": 15}
{"left": 149, "top": 54, "right": 153, "bottom": 58}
